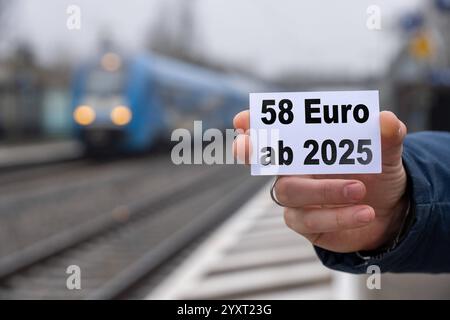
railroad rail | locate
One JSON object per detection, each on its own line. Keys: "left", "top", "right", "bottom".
{"left": 147, "top": 183, "right": 337, "bottom": 300}
{"left": 0, "top": 158, "right": 268, "bottom": 299}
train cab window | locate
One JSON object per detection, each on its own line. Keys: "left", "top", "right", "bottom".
{"left": 86, "top": 70, "right": 125, "bottom": 97}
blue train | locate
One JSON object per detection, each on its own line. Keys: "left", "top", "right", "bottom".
{"left": 71, "top": 52, "right": 251, "bottom": 153}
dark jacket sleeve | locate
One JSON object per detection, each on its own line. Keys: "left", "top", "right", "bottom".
{"left": 314, "top": 131, "right": 450, "bottom": 274}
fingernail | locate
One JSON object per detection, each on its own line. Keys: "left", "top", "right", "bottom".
{"left": 354, "top": 208, "right": 373, "bottom": 223}
{"left": 343, "top": 183, "right": 364, "bottom": 201}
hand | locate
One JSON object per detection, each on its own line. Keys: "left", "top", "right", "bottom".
{"left": 233, "top": 110, "right": 408, "bottom": 253}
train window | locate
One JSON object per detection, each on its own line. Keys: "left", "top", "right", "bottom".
{"left": 86, "top": 70, "right": 124, "bottom": 96}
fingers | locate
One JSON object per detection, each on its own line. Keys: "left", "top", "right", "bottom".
{"left": 233, "top": 110, "right": 251, "bottom": 164}
{"left": 380, "top": 111, "right": 407, "bottom": 167}
{"left": 233, "top": 109, "right": 407, "bottom": 168}
{"left": 274, "top": 176, "right": 366, "bottom": 207}
{"left": 233, "top": 134, "right": 251, "bottom": 164}
{"left": 233, "top": 110, "right": 249, "bottom": 132}
{"left": 275, "top": 176, "right": 373, "bottom": 235}
{"left": 284, "top": 205, "right": 375, "bottom": 234}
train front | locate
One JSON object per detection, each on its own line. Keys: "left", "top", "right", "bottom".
{"left": 71, "top": 52, "right": 134, "bottom": 154}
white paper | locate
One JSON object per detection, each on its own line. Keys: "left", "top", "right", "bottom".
{"left": 249, "top": 90, "right": 381, "bottom": 175}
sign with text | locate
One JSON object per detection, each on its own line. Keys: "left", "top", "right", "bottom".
{"left": 249, "top": 90, "right": 381, "bottom": 175}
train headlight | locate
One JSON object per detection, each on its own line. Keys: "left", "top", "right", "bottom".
{"left": 111, "top": 105, "right": 132, "bottom": 126}
{"left": 73, "top": 105, "right": 96, "bottom": 126}
{"left": 101, "top": 52, "right": 122, "bottom": 72}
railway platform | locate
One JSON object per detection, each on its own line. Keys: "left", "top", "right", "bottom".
{"left": 0, "top": 139, "right": 83, "bottom": 169}
{"left": 147, "top": 181, "right": 450, "bottom": 300}
{"left": 147, "top": 182, "right": 361, "bottom": 300}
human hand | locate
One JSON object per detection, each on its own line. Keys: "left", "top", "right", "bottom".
{"left": 233, "top": 110, "right": 408, "bottom": 253}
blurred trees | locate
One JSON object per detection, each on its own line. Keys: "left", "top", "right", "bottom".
{"left": 147, "top": 0, "right": 248, "bottom": 74}
{"left": 148, "top": 0, "right": 199, "bottom": 63}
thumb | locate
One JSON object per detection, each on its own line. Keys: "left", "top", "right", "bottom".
{"left": 380, "top": 111, "right": 407, "bottom": 167}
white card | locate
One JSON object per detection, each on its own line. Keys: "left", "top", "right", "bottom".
{"left": 249, "top": 90, "right": 381, "bottom": 176}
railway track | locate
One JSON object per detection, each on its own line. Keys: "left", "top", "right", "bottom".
{"left": 0, "top": 154, "right": 207, "bottom": 257}
{"left": 147, "top": 184, "right": 335, "bottom": 300}
{"left": 0, "top": 159, "right": 268, "bottom": 299}
{"left": 0, "top": 159, "right": 88, "bottom": 188}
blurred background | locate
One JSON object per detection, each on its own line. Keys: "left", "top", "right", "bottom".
{"left": 0, "top": 0, "right": 449, "bottom": 300}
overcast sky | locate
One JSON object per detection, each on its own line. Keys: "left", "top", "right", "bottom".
{"left": 2, "top": 0, "right": 423, "bottom": 79}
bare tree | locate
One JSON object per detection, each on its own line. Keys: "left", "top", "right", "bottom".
{"left": 147, "top": 0, "right": 199, "bottom": 62}
{"left": 147, "top": 0, "right": 260, "bottom": 75}
{"left": 148, "top": 2, "right": 176, "bottom": 56}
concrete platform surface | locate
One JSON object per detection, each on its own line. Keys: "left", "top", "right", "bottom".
{"left": 0, "top": 140, "right": 83, "bottom": 168}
